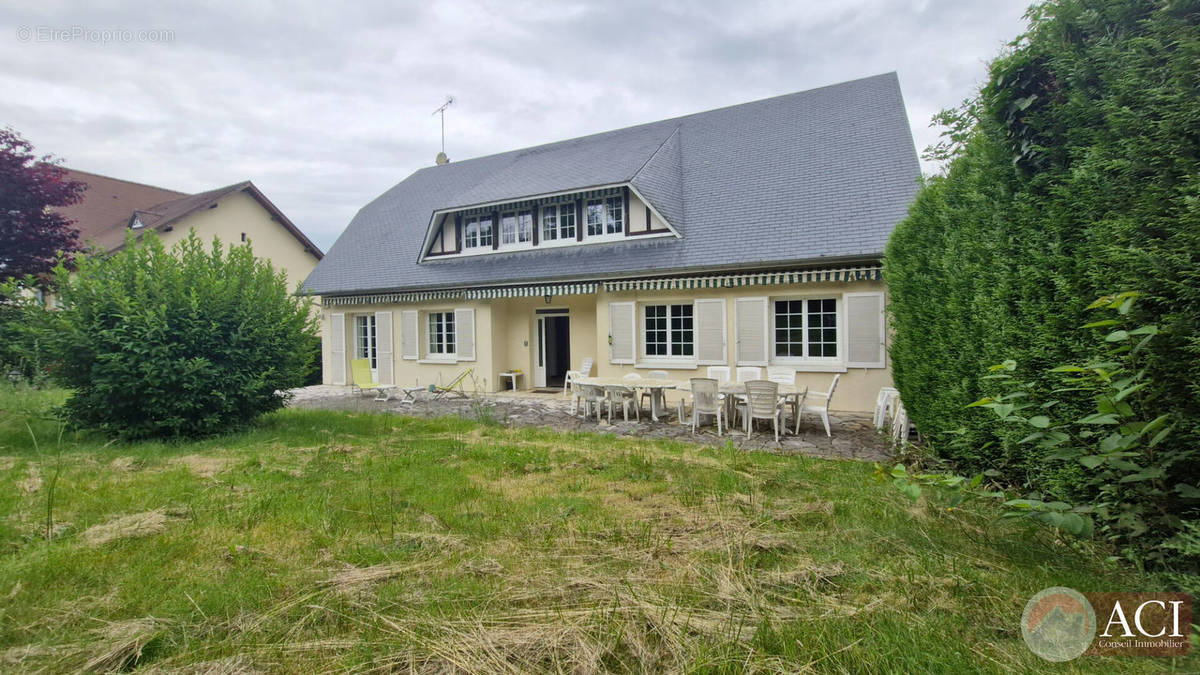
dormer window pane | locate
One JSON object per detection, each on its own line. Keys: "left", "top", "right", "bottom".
{"left": 501, "top": 212, "right": 517, "bottom": 245}
{"left": 586, "top": 200, "right": 604, "bottom": 236}
{"left": 559, "top": 204, "right": 576, "bottom": 239}
{"left": 542, "top": 207, "right": 558, "bottom": 241}
{"left": 517, "top": 210, "right": 533, "bottom": 242}
{"left": 605, "top": 196, "right": 623, "bottom": 234}
{"left": 478, "top": 217, "right": 493, "bottom": 247}
{"left": 463, "top": 217, "right": 480, "bottom": 249}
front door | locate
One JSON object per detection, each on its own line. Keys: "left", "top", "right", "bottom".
{"left": 534, "top": 309, "right": 570, "bottom": 388}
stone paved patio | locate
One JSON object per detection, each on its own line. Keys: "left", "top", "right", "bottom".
{"left": 287, "top": 385, "right": 894, "bottom": 462}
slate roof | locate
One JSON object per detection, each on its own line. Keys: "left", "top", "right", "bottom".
{"left": 304, "top": 72, "right": 920, "bottom": 296}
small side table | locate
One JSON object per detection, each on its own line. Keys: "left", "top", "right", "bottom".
{"left": 499, "top": 371, "right": 522, "bottom": 391}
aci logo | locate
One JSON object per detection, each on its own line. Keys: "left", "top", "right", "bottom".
{"left": 1022, "top": 587, "right": 1192, "bottom": 661}
{"left": 1022, "top": 587, "right": 1097, "bottom": 661}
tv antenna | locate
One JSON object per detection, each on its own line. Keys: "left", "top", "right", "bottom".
{"left": 432, "top": 95, "right": 454, "bottom": 156}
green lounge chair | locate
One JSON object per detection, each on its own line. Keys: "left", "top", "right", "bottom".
{"left": 351, "top": 358, "right": 397, "bottom": 401}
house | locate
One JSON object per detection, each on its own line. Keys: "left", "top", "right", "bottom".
{"left": 302, "top": 73, "right": 920, "bottom": 412}
{"left": 54, "top": 169, "right": 323, "bottom": 292}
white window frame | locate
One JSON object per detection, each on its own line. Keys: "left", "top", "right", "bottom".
{"left": 355, "top": 314, "right": 378, "bottom": 375}
{"left": 427, "top": 310, "right": 456, "bottom": 358}
{"left": 499, "top": 210, "right": 534, "bottom": 249}
{"left": 770, "top": 294, "right": 845, "bottom": 371}
{"left": 463, "top": 215, "right": 493, "bottom": 250}
{"left": 640, "top": 302, "right": 696, "bottom": 363}
{"left": 584, "top": 196, "right": 623, "bottom": 241}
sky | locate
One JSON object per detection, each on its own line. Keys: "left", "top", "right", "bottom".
{"left": 0, "top": 0, "right": 1032, "bottom": 252}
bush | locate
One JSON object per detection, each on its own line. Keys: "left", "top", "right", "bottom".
{"left": 885, "top": 0, "right": 1200, "bottom": 559}
{"left": 0, "top": 278, "right": 55, "bottom": 385}
{"left": 47, "top": 233, "right": 317, "bottom": 439}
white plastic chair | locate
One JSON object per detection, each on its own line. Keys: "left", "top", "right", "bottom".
{"left": 706, "top": 366, "right": 731, "bottom": 383}
{"left": 736, "top": 380, "right": 786, "bottom": 442}
{"left": 563, "top": 357, "right": 594, "bottom": 397}
{"left": 797, "top": 374, "right": 840, "bottom": 437}
{"left": 606, "top": 385, "right": 640, "bottom": 422}
{"left": 677, "top": 378, "right": 725, "bottom": 435}
{"left": 577, "top": 384, "right": 607, "bottom": 421}
{"left": 891, "top": 401, "right": 912, "bottom": 446}
{"left": 765, "top": 366, "right": 795, "bottom": 386}
{"left": 874, "top": 387, "right": 900, "bottom": 429}
{"left": 736, "top": 366, "right": 762, "bottom": 383}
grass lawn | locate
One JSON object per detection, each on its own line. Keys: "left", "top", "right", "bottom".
{"left": 0, "top": 385, "right": 1191, "bottom": 673}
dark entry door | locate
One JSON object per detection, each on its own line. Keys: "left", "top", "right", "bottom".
{"left": 543, "top": 316, "right": 570, "bottom": 387}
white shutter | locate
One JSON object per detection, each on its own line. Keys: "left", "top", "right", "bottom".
{"left": 845, "top": 292, "right": 886, "bottom": 368}
{"left": 455, "top": 308, "right": 475, "bottom": 361}
{"left": 735, "top": 297, "right": 769, "bottom": 366}
{"left": 374, "top": 311, "right": 393, "bottom": 384}
{"left": 694, "top": 299, "right": 726, "bottom": 365}
{"left": 401, "top": 310, "right": 419, "bottom": 360}
{"left": 329, "top": 312, "right": 346, "bottom": 385}
{"left": 609, "top": 301, "right": 635, "bottom": 364}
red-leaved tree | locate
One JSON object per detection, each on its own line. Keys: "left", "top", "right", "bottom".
{"left": 0, "top": 127, "right": 85, "bottom": 281}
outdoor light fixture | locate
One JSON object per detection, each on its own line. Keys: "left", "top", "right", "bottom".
{"left": 544, "top": 294, "right": 552, "bottom": 304}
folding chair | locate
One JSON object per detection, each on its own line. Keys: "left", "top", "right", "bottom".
{"left": 430, "top": 368, "right": 473, "bottom": 400}
{"left": 351, "top": 358, "right": 396, "bottom": 401}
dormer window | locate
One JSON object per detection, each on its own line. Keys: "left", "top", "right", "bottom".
{"left": 422, "top": 184, "right": 673, "bottom": 261}
{"left": 586, "top": 196, "right": 623, "bottom": 237}
{"left": 500, "top": 210, "right": 533, "bottom": 246}
{"left": 541, "top": 203, "right": 576, "bottom": 242}
{"left": 463, "top": 215, "right": 493, "bottom": 250}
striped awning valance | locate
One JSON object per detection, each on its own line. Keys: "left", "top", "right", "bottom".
{"left": 323, "top": 290, "right": 465, "bottom": 307}
{"left": 455, "top": 187, "right": 623, "bottom": 217}
{"left": 603, "top": 266, "right": 882, "bottom": 292}
{"left": 465, "top": 282, "right": 597, "bottom": 299}
{"left": 323, "top": 282, "right": 598, "bottom": 307}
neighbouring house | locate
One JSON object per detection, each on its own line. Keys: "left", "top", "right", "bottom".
{"left": 302, "top": 73, "right": 920, "bottom": 412}
{"left": 53, "top": 169, "right": 323, "bottom": 293}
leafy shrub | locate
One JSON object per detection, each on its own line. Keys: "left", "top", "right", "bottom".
{"left": 884, "top": 0, "right": 1200, "bottom": 559}
{"left": 47, "top": 233, "right": 317, "bottom": 439}
{"left": 0, "top": 278, "right": 55, "bottom": 385}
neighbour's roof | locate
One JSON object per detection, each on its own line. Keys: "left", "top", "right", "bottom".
{"left": 304, "top": 72, "right": 920, "bottom": 296}
{"left": 54, "top": 170, "right": 323, "bottom": 258}
{"left": 55, "top": 169, "right": 187, "bottom": 248}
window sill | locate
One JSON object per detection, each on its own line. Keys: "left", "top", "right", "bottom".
{"left": 636, "top": 361, "right": 698, "bottom": 370}
{"left": 418, "top": 358, "right": 458, "bottom": 365}
{"left": 768, "top": 362, "right": 847, "bottom": 373}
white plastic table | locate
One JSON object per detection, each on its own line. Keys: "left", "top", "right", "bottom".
{"left": 575, "top": 377, "right": 679, "bottom": 421}
{"left": 499, "top": 371, "right": 522, "bottom": 391}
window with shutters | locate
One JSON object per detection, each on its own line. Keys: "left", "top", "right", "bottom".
{"left": 643, "top": 304, "right": 694, "bottom": 358}
{"left": 355, "top": 315, "right": 377, "bottom": 369}
{"left": 772, "top": 298, "right": 838, "bottom": 362}
{"left": 428, "top": 311, "right": 456, "bottom": 356}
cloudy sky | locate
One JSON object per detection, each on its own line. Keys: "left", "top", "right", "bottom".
{"left": 1, "top": 0, "right": 1031, "bottom": 252}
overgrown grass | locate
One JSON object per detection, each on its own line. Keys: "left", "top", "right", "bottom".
{"left": 0, "top": 385, "right": 1192, "bottom": 672}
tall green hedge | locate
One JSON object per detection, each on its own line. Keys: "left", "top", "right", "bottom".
{"left": 48, "top": 233, "right": 317, "bottom": 439}
{"left": 885, "top": 0, "right": 1198, "bottom": 546}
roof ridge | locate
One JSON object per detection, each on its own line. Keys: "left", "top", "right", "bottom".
{"left": 63, "top": 167, "right": 188, "bottom": 196}
{"left": 630, "top": 124, "right": 682, "bottom": 183}
{"left": 426, "top": 72, "right": 899, "bottom": 171}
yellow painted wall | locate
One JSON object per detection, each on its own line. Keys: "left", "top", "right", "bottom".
{"left": 156, "top": 190, "right": 320, "bottom": 295}
{"left": 321, "top": 278, "right": 891, "bottom": 412}
{"left": 324, "top": 301, "right": 496, "bottom": 392}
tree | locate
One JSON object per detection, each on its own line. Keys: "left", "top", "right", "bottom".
{"left": 47, "top": 232, "right": 317, "bottom": 439}
{"left": 0, "top": 127, "right": 84, "bottom": 281}
{"left": 885, "top": 0, "right": 1199, "bottom": 558}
